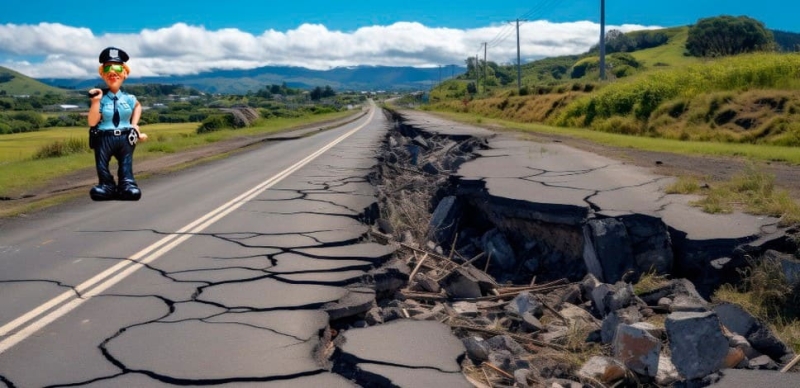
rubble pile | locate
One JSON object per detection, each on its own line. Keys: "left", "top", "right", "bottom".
{"left": 324, "top": 110, "right": 800, "bottom": 387}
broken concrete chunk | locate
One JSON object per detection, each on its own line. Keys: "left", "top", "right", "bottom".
{"left": 439, "top": 267, "right": 483, "bottom": 299}
{"left": 714, "top": 302, "right": 795, "bottom": 363}
{"left": 748, "top": 354, "right": 779, "bottom": 370}
{"left": 484, "top": 335, "right": 527, "bottom": 356}
{"left": 462, "top": 337, "right": 490, "bottom": 363}
{"left": 559, "top": 303, "right": 599, "bottom": 329}
{"left": 323, "top": 287, "right": 376, "bottom": 321}
{"left": 481, "top": 228, "right": 517, "bottom": 271}
{"left": 580, "top": 274, "right": 601, "bottom": 300}
{"left": 452, "top": 301, "right": 479, "bottom": 317}
{"left": 414, "top": 272, "right": 441, "bottom": 293}
{"left": 619, "top": 213, "right": 674, "bottom": 276}
{"left": 585, "top": 218, "right": 636, "bottom": 284}
{"left": 670, "top": 293, "right": 709, "bottom": 312}
{"left": 601, "top": 306, "right": 642, "bottom": 344}
{"left": 613, "top": 323, "right": 661, "bottom": 377}
{"left": 521, "top": 311, "right": 545, "bottom": 333}
{"left": 368, "top": 259, "right": 410, "bottom": 295}
{"left": 638, "top": 278, "right": 708, "bottom": 308}
{"left": 665, "top": 311, "right": 729, "bottom": 380}
{"left": 504, "top": 291, "right": 544, "bottom": 318}
{"left": 428, "top": 195, "right": 460, "bottom": 246}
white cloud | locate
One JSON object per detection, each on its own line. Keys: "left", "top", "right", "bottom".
{"left": 0, "top": 20, "right": 659, "bottom": 79}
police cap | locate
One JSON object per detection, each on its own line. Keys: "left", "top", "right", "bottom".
{"left": 98, "top": 47, "right": 129, "bottom": 63}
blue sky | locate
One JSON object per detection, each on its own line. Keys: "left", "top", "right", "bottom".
{"left": 2, "top": 0, "right": 797, "bottom": 79}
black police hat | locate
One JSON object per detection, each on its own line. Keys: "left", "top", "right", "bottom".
{"left": 98, "top": 47, "right": 130, "bottom": 63}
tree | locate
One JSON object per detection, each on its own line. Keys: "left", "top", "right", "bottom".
{"left": 686, "top": 15, "right": 775, "bottom": 57}
{"left": 310, "top": 86, "right": 323, "bottom": 101}
{"left": 322, "top": 85, "right": 336, "bottom": 98}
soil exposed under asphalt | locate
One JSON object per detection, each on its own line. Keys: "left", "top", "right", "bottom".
{"left": 2, "top": 110, "right": 800, "bottom": 217}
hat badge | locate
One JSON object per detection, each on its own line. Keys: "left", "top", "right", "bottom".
{"left": 109, "top": 49, "right": 119, "bottom": 58}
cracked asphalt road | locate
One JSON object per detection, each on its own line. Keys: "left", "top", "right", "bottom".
{"left": 0, "top": 102, "right": 466, "bottom": 387}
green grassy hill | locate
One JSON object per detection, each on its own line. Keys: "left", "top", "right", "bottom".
{"left": 0, "top": 66, "right": 69, "bottom": 96}
{"left": 629, "top": 26, "right": 700, "bottom": 68}
{"left": 427, "top": 25, "right": 800, "bottom": 148}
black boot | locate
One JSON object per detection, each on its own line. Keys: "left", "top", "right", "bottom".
{"left": 90, "top": 135, "right": 117, "bottom": 201}
{"left": 116, "top": 140, "right": 141, "bottom": 201}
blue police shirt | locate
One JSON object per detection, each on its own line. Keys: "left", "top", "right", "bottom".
{"left": 96, "top": 90, "right": 137, "bottom": 131}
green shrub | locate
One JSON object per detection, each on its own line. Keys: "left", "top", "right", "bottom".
{"left": 591, "top": 116, "right": 643, "bottom": 135}
{"left": 197, "top": 114, "right": 235, "bottom": 134}
{"left": 33, "top": 138, "right": 89, "bottom": 159}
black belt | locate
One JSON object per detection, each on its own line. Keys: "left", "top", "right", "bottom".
{"left": 98, "top": 128, "right": 133, "bottom": 136}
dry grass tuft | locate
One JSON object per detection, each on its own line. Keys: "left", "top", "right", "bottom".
{"left": 713, "top": 255, "right": 800, "bottom": 352}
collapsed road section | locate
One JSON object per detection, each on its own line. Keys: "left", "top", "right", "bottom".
{"left": 337, "top": 107, "right": 799, "bottom": 387}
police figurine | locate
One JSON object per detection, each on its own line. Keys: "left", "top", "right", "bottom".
{"left": 87, "top": 47, "right": 147, "bottom": 201}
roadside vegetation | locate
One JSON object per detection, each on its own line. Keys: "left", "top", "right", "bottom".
{"left": 0, "top": 110, "right": 357, "bottom": 201}
{"left": 666, "top": 165, "right": 800, "bottom": 226}
{"left": 713, "top": 256, "right": 800, "bottom": 353}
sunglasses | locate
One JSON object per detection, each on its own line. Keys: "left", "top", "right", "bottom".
{"left": 102, "top": 64, "right": 125, "bottom": 73}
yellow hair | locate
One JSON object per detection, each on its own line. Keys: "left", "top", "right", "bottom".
{"left": 97, "top": 63, "right": 131, "bottom": 77}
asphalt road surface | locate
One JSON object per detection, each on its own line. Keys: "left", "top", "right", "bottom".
{"left": 0, "top": 101, "right": 395, "bottom": 387}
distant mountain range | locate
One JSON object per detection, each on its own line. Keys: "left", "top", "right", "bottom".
{"left": 36, "top": 65, "right": 467, "bottom": 94}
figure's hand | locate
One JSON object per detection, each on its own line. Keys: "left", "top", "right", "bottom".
{"left": 88, "top": 88, "right": 102, "bottom": 101}
{"left": 132, "top": 124, "right": 148, "bottom": 142}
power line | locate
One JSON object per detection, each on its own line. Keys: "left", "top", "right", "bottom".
{"left": 487, "top": 0, "right": 566, "bottom": 48}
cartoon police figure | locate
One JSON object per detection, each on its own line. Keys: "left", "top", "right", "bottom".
{"left": 87, "top": 47, "right": 147, "bottom": 201}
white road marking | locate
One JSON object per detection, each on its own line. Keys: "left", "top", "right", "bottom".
{"left": 0, "top": 107, "right": 375, "bottom": 354}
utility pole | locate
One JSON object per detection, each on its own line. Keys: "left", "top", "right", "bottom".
{"left": 483, "top": 42, "right": 487, "bottom": 93}
{"left": 439, "top": 65, "right": 442, "bottom": 83}
{"left": 599, "top": 0, "right": 606, "bottom": 80}
{"left": 475, "top": 54, "right": 480, "bottom": 92}
{"left": 516, "top": 19, "right": 523, "bottom": 93}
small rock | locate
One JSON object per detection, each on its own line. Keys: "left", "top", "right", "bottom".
{"left": 748, "top": 355, "right": 779, "bottom": 370}
{"left": 514, "top": 368, "right": 532, "bottom": 387}
{"left": 521, "top": 312, "right": 544, "bottom": 333}
{"left": 578, "top": 356, "right": 627, "bottom": 384}
{"left": 485, "top": 335, "right": 527, "bottom": 356}
{"left": 452, "top": 301, "right": 479, "bottom": 317}
{"left": 462, "top": 337, "right": 490, "bottom": 363}
{"left": 505, "top": 291, "right": 544, "bottom": 318}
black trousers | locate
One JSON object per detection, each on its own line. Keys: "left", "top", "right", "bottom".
{"left": 92, "top": 131, "right": 139, "bottom": 200}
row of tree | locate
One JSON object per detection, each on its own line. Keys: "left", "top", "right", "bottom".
{"left": 0, "top": 82, "right": 347, "bottom": 135}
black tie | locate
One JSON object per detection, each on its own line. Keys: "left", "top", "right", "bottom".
{"left": 112, "top": 96, "right": 120, "bottom": 127}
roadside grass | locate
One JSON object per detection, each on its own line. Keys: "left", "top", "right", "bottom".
{"left": 0, "top": 110, "right": 357, "bottom": 199}
{"left": 713, "top": 256, "right": 800, "bottom": 353}
{"left": 665, "top": 165, "right": 800, "bottom": 226}
{"left": 428, "top": 110, "right": 800, "bottom": 165}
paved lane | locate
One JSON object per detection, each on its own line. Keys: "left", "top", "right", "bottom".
{"left": 0, "top": 102, "right": 401, "bottom": 386}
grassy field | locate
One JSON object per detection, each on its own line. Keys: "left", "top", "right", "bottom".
{"left": 0, "top": 110, "right": 357, "bottom": 199}
{"left": 629, "top": 26, "right": 701, "bottom": 68}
